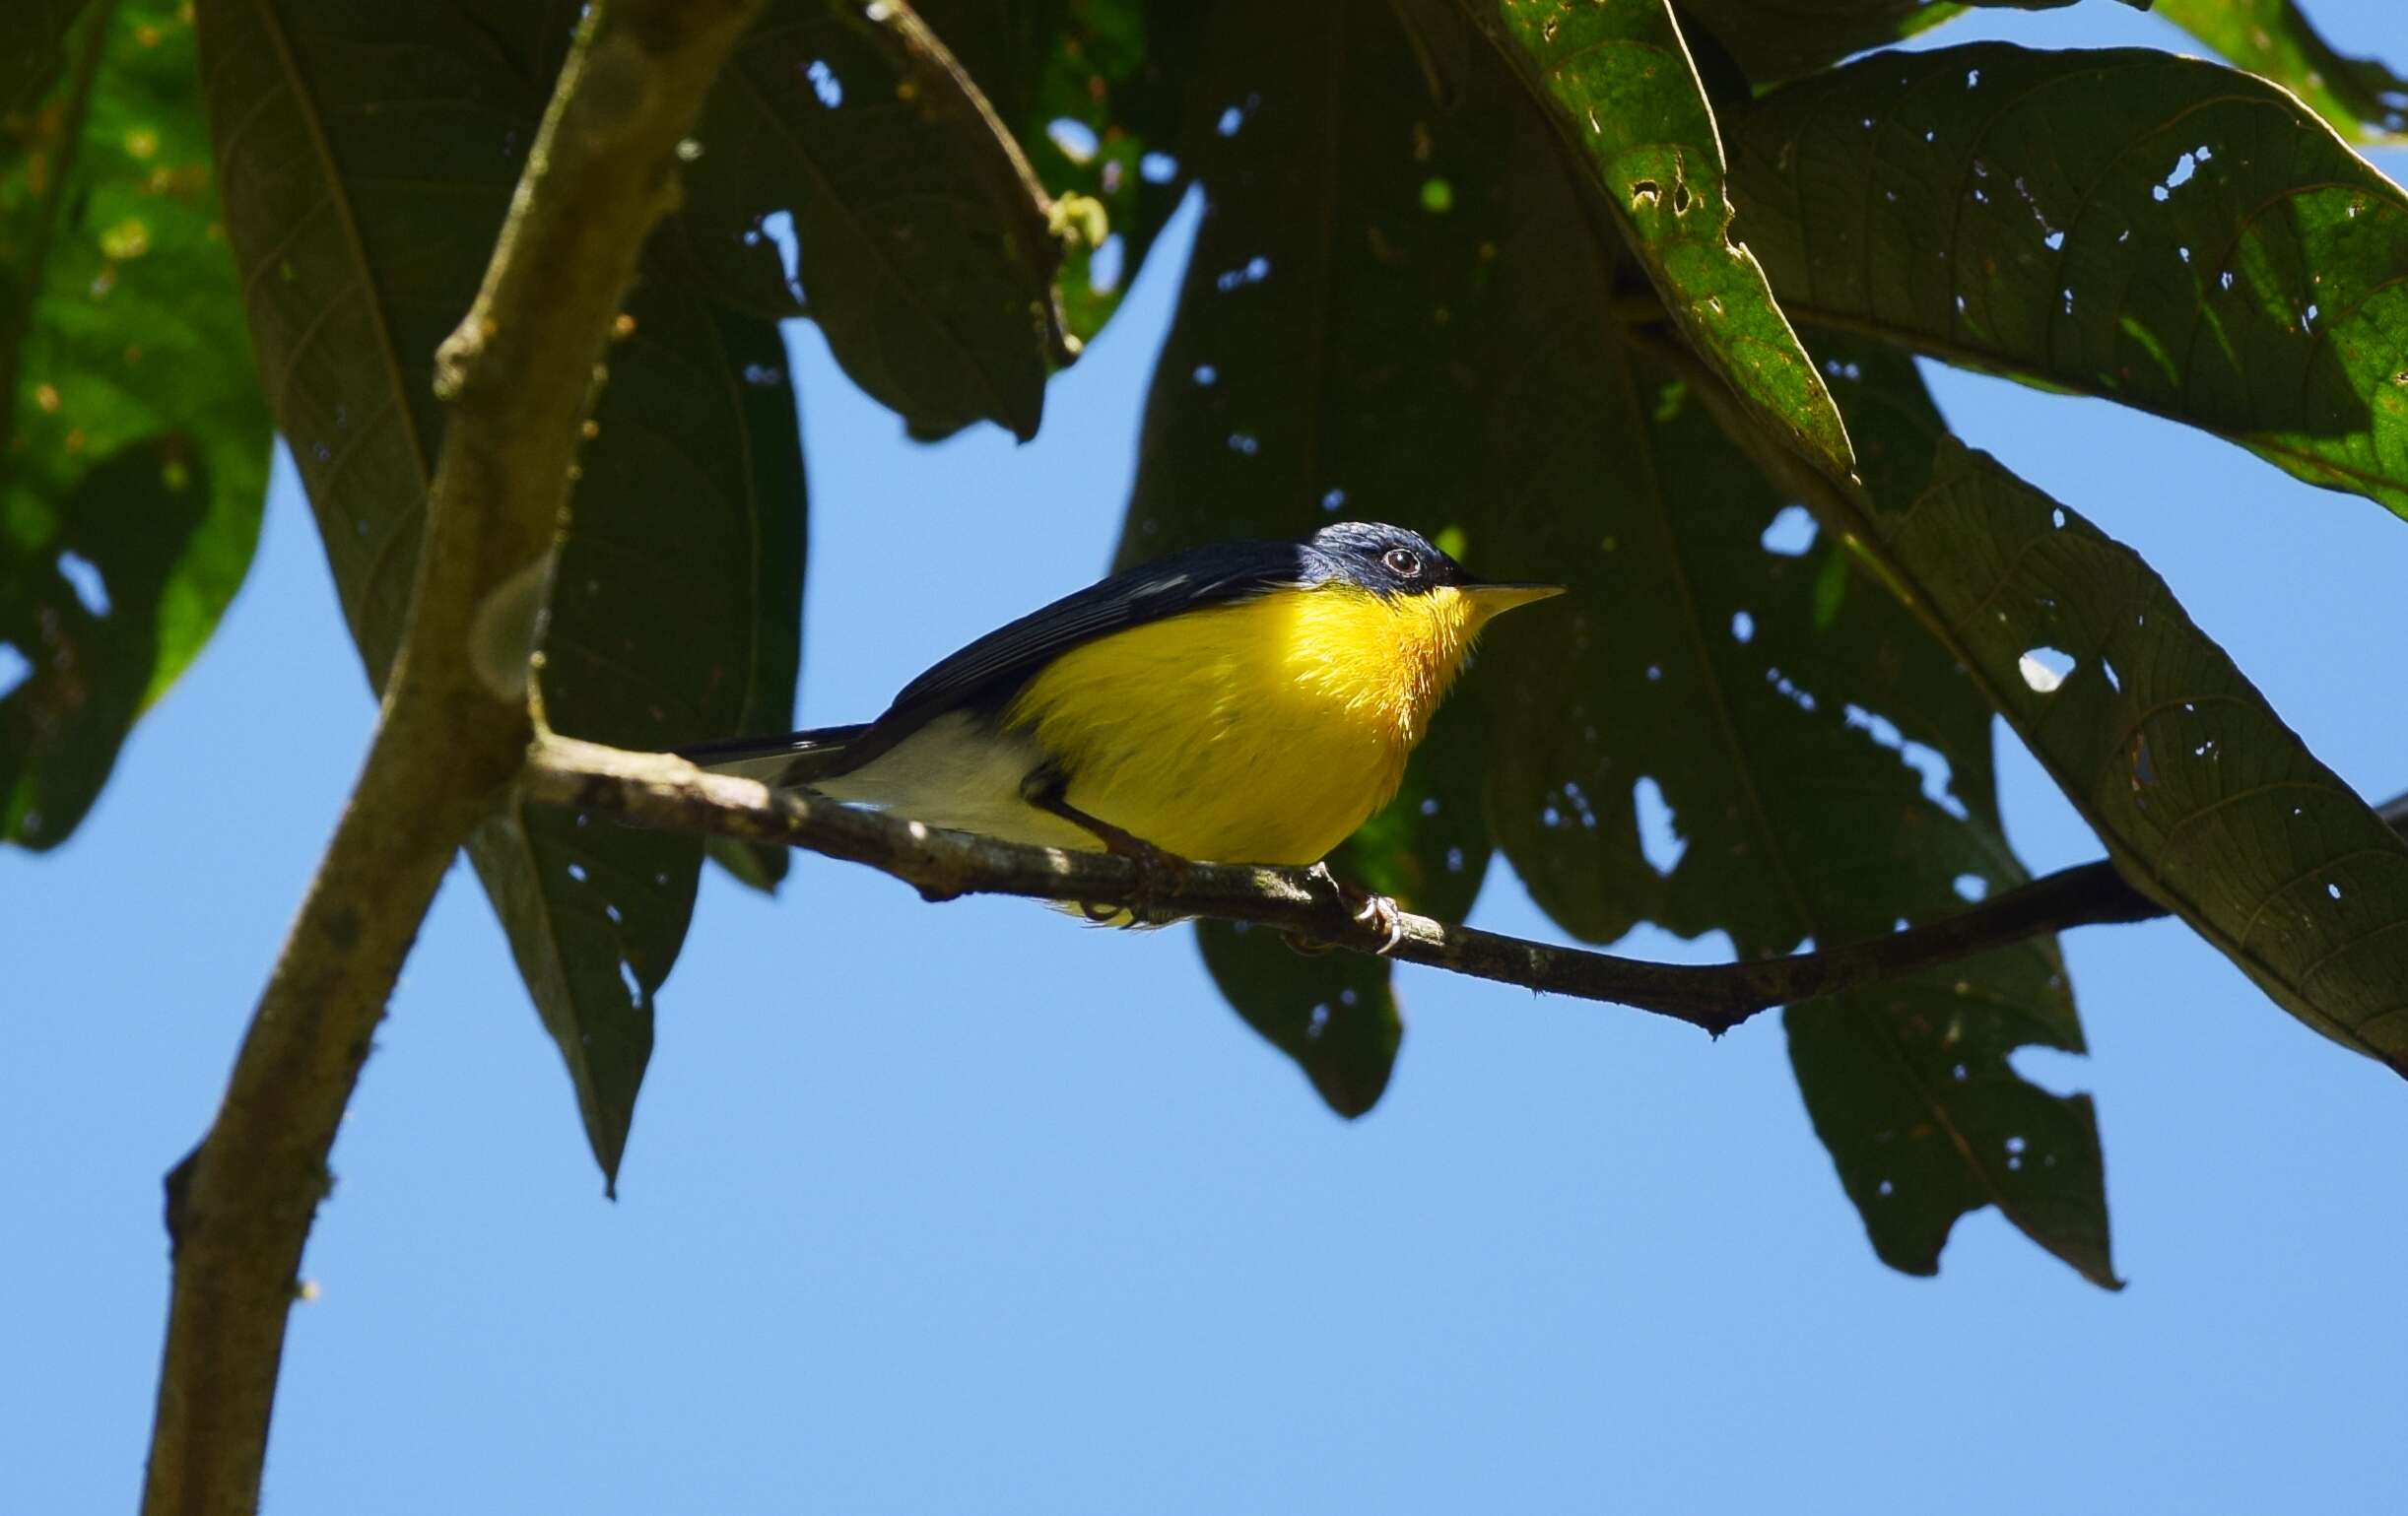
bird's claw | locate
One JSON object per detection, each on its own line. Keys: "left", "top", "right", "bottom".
{"left": 1304, "top": 862, "right": 1404, "bottom": 955}
{"left": 1353, "top": 890, "right": 1405, "bottom": 956}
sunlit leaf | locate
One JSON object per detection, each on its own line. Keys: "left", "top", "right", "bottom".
{"left": 0, "top": 1, "right": 269, "bottom": 848}
{"left": 1727, "top": 43, "right": 2408, "bottom": 514}
{"left": 678, "top": 0, "right": 1063, "bottom": 440}
{"left": 195, "top": 0, "right": 805, "bottom": 1188}
{"left": 1458, "top": 0, "right": 1856, "bottom": 483}
{"left": 2155, "top": 0, "right": 2408, "bottom": 145}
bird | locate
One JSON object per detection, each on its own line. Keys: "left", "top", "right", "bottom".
{"left": 680, "top": 521, "right": 1562, "bottom": 938}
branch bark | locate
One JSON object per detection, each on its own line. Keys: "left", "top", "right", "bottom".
{"left": 525, "top": 736, "right": 2397, "bottom": 1037}
{"left": 142, "top": 6, "right": 760, "bottom": 1514}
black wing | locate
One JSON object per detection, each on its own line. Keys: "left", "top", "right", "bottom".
{"left": 877, "top": 535, "right": 1315, "bottom": 736}
{"left": 680, "top": 538, "right": 1317, "bottom": 782}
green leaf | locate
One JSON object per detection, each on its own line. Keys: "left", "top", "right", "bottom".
{"left": 1109, "top": 0, "right": 2110, "bottom": 1280}
{"left": 916, "top": 0, "right": 1191, "bottom": 345}
{"left": 1, "top": 0, "right": 270, "bottom": 849}
{"left": 1870, "top": 438, "right": 2408, "bottom": 1083}
{"left": 676, "top": 0, "right": 1063, "bottom": 441}
{"left": 1197, "top": 923, "right": 1401, "bottom": 1117}
{"left": 196, "top": 1, "right": 806, "bottom": 1188}
{"left": 1726, "top": 43, "right": 2408, "bottom": 515}
{"left": 1477, "top": 323, "right": 2113, "bottom": 1285}
{"left": 2155, "top": 0, "right": 2407, "bottom": 145}
{"left": 0, "top": 1, "right": 91, "bottom": 119}
{"left": 1458, "top": 0, "right": 1856, "bottom": 484}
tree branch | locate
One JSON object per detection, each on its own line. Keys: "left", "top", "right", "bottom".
{"left": 524, "top": 737, "right": 2408, "bottom": 1037}
{"left": 143, "top": 6, "right": 759, "bottom": 1514}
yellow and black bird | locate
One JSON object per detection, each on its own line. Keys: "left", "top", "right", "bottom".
{"left": 683, "top": 521, "right": 1561, "bottom": 903}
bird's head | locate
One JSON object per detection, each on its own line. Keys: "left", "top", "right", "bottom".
{"left": 1305, "top": 520, "right": 1564, "bottom": 624}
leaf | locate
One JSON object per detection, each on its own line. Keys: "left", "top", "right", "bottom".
{"left": 1725, "top": 43, "right": 2408, "bottom": 515}
{"left": 0, "top": 0, "right": 90, "bottom": 119}
{"left": 1109, "top": 0, "right": 2111, "bottom": 1280}
{"left": 2155, "top": 0, "right": 2408, "bottom": 146}
{"left": 1, "top": 437, "right": 209, "bottom": 844}
{"left": 1673, "top": 1, "right": 2132, "bottom": 85}
{"left": 1457, "top": 0, "right": 1856, "bottom": 484}
{"left": 1477, "top": 318, "right": 2114, "bottom": 1285}
{"left": 196, "top": 1, "right": 806, "bottom": 1188}
{"left": 916, "top": 0, "right": 1193, "bottom": 344}
{"left": 0, "top": 0, "right": 269, "bottom": 849}
{"left": 1870, "top": 438, "right": 2408, "bottom": 1082}
{"left": 676, "top": 0, "right": 1062, "bottom": 440}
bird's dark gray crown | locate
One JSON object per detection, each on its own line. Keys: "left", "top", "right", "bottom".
{"left": 1304, "top": 520, "right": 1469, "bottom": 596}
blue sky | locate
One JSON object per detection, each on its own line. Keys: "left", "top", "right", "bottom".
{"left": 9, "top": 4, "right": 2408, "bottom": 1511}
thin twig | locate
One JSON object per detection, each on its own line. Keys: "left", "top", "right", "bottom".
{"left": 855, "top": 0, "right": 1074, "bottom": 367}
{"left": 522, "top": 737, "right": 2398, "bottom": 1038}
{"left": 142, "top": 5, "right": 760, "bottom": 1514}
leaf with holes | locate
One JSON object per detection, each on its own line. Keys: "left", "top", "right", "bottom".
{"left": 917, "top": 0, "right": 1192, "bottom": 344}
{"left": 1475, "top": 318, "right": 2114, "bottom": 1285}
{"left": 1, "top": 0, "right": 269, "bottom": 849}
{"left": 677, "top": 0, "right": 1062, "bottom": 441}
{"left": 1106, "top": 0, "right": 2110, "bottom": 1280}
{"left": 1674, "top": 1, "right": 2154, "bottom": 85}
{"left": 1109, "top": 0, "right": 1510, "bottom": 1115}
{"left": 1726, "top": 43, "right": 2408, "bottom": 515}
{"left": 2155, "top": 0, "right": 2407, "bottom": 146}
{"left": 1872, "top": 439, "right": 2408, "bottom": 1082}
{"left": 197, "top": 0, "right": 805, "bottom": 1188}
{"left": 1457, "top": 0, "right": 1855, "bottom": 484}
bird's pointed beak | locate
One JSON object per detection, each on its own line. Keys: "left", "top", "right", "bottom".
{"left": 1461, "top": 582, "right": 1567, "bottom": 623}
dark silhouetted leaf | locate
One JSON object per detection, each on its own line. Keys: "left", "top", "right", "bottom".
{"left": 918, "top": 0, "right": 1192, "bottom": 344}
{"left": 197, "top": 1, "right": 805, "bottom": 1188}
{"left": 1459, "top": 0, "right": 1856, "bottom": 483}
{"left": 1110, "top": 0, "right": 2109, "bottom": 1280}
{"left": 1870, "top": 438, "right": 2408, "bottom": 1082}
{"left": 1, "top": 1, "right": 90, "bottom": 119}
{"left": 1477, "top": 317, "right": 2112, "bottom": 1284}
{"left": 1674, "top": 1, "right": 2126, "bottom": 84}
{"left": 1, "top": 1, "right": 269, "bottom": 848}
{"left": 1727, "top": 43, "right": 2408, "bottom": 514}
{"left": 2156, "top": 0, "right": 2407, "bottom": 145}
{"left": 1, "top": 438, "right": 209, "bottom": 844}
{"left": 678, "top": 0, "right": 1062, "bottom": 440}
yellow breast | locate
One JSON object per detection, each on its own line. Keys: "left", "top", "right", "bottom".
{"left": 1003, "top": 582, "right": 1484, "bottom": 866}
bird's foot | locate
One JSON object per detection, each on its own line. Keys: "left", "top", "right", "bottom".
{"left": 1052, "top": 824, "right": 1186, "bottom": 926}
{"left": 1301, "top": 862, "right": 1406, "bottom": 956}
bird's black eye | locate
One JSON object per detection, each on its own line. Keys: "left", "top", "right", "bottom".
{"left": 1382, "top": 547, "right": 1422, "bottom": 578}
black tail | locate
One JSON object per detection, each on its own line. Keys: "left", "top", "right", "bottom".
{"left": 675, "top": 723, "right": 872, "bottom": 788}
